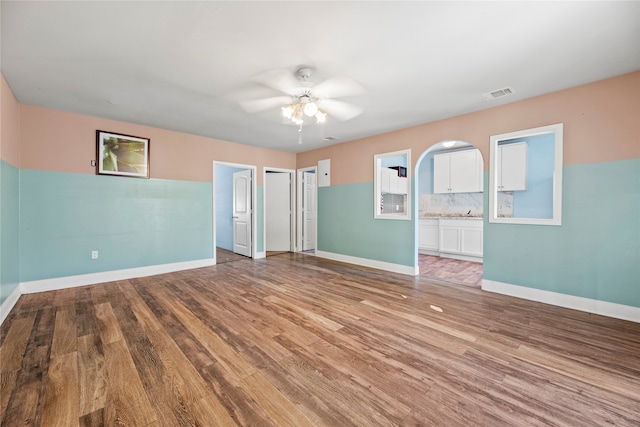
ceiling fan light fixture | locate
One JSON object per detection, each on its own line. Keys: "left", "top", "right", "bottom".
{"left": 292, "top": 114, "right": 304, "bottom": 125}
{"left": 282, "top": 105, "right": 293, "bottom": 118}
{"left": 281, "top": 97, "right": 326, "bottom": 125}
{"left": 242, "top": 66, "right": 364, "bottom": 142}
{"left": 303, "top": 101, "right": 318, "bottom": 117}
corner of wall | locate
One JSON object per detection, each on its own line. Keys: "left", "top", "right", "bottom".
{"left": 0, "top": 72, "right": 22, "bottom": 315}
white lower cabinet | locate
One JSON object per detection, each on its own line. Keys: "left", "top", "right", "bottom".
{"left": 439, "top": 225, "right": 461, "bottom": 253}
{"left": 418, "top": 219, "right": 439, "bottom": 253}
{"left": 460, "top": 227, "right": 483, "bottom": 257}
{"left": 420, "top": 218, "right": 483, "bottom": 261}
{"left": 439, "top": 219, "right": 483, "bottom": 260}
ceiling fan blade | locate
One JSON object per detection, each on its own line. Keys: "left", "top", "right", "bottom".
{"left": 251, "top": 69, "right": 302, "bottom": 96}
{"left": 240, "top": 96, "right": 292, "bottom": 113}
{"left": 319, "top": 99, "right": 363, "bottom": 121}
{"left": 312, "top": 75, "right": 365, "bottom": 99}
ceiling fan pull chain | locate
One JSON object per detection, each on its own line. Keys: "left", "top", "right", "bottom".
{"left": 298, "top": 124, "right": 303, "bottom": 144}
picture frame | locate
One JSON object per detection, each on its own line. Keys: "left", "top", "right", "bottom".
{"left": 96, "top": 130, "right": 150, "bottom": 178}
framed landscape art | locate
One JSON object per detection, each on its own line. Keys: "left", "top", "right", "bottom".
{"left": 96, "top": 130, "right": 150, "bottom": 178}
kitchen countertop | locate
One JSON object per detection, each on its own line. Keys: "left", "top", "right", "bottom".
{"left": 420, "top": 215, "right": 483, "bottom": 220}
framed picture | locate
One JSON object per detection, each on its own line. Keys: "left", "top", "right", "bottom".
{"left": 96, "top": 130, "right": 150, "bottom": 178}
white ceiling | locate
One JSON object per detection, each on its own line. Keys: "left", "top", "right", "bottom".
{"left": 2, "top": 1, "right": 639, "bottom": 153}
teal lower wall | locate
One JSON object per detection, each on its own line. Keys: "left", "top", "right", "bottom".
{"left": 317, "top": 160, "right": 638, "bottom": 309}
{"left": 318, "top": 182, "right": 415, "bottom": 266}
{"left": 484, "top": 159, "right": 640, "bottom": 308}
{"left": 11, "top": 159, "right": 640, "bottom": 311}
{"left": 20, "top": 170, "right": 213, "bottom": 282}
{"left": 1, "top": 160, "right": 20, "bottom": 304}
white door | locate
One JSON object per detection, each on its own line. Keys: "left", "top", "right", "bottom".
{"left": 302, "top": 171, "right": 317, "bottom": 251}
{"left": 233, "top": 169, "right": 252, "bottom": 257}
{"left": 266, "top": 172, "right": 291, "bottom": 251}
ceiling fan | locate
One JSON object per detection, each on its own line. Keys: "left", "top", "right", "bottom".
{"left": 240, "top": 66, "right": 365, "bottom": 129}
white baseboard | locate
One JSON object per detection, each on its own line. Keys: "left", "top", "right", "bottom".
{"left": 20, "top": 258, "right": 216, "bottom": 295}
{"left": 5, "top": 259, "right": 637, "bottom": 326}
{"left": 418, "top": 249, "right": 483, "bottom": 263}
{"left": 316, "top": 250, "right": 418, "bottom": 276}
{"left": 439, "top": 253, "right": 483, "bottom": 263}
{"left": 0, "top": 284, "right": 22, "bottom": 325}
{"left": 254, "top": 251, "right": 266, "bottom": 260}
{"left": 482, "top": 279, "right": 640, "bottom": 323}
{"left": 418, "top": 249, "right": 439, "bottom": 256}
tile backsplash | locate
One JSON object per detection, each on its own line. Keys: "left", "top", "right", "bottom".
{"left": 419, "top": 192, "right": 515, "bottom": 217}
{"left": 419, "top": 193, "right": 483, "bottom": 217}
{"left": 496, "top": 191, "right": 514, "bottom": 217}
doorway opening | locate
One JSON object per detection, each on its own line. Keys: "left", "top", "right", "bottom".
{"left": 297, "top": 166, "right": 317, "bottom": 255}
{"left": 415, "top": 140, "right": 484, "bottom": 286}
{"left": 213, "top": 162, "right": 257, "bottom": 264}
{"left": 264, "top": 168, "right": 295, "bottom": 257}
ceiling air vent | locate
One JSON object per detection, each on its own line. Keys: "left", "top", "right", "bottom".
{"left": 481, "top": 87, "right": 515, "bottom": 101}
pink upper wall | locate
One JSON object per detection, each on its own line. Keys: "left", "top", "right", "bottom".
{"left": 297, "top": 71, "right": 640, "bottom": 186}
{"left": 19, "top": 105, "right": 296, "bottom": 184}
{"left": 14, "top": 70, "right": 640, "bottom": 186}
{"left": 1, "top": 74, "right": 21, "bottom": 167}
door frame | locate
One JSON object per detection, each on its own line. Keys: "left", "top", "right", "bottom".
{"left": 213, "top": 161, "right": 258, "bottom": 263}
{"left": 296, "top": 166, "right": 317, "bottom": 253}
{"left": 263, "top": 167, "right": 295, "bottom": 253}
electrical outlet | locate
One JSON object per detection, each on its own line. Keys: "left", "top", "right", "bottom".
{"left": 91, "top": 250, "right": 99, "bottom": 259}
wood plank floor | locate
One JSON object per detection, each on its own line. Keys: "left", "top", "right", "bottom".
{"left": 216, "top": 247, "right": 250, "bottom": 265}
{"left": 1, "top": 253, "right": 639, "bottom": 426}
{"left": 419, "top": 255, "right": 483, "bottom": 287}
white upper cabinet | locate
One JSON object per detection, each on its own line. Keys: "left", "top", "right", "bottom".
{"left": 433, "top": 154, "right": 450, "bottom": 194}
{"left": 380, "top": 167, "right": 393, "bottom": 193}
{"left": 497, "top": 142, "right": 527, "bottom": 191}
{"left": 380, "top": 167, "right": 407, "bottom": 194}
{"left": 434, "top": 149, "right": 483, "bottom": 194}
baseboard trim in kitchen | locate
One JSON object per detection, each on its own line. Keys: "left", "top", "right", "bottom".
{"left": 482, "top": 279, "right": 639, "bottom": 323}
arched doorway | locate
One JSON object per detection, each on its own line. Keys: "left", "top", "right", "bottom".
{"left": 415, "top": 140, "right": 484, "bottom": 286}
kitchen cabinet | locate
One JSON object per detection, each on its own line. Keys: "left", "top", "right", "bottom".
{"left": 419, "top": 218, "right": 483, "bottom": 261}
{"left": 434, "top": 149, "right": 483, "bottom": 194}
{"left": 439, "top": 225, "right": 461, "bottom": 254}
{"left": 497, "top": 142, "right": 527, "bottom": 191}
{"left": 418, "top": 219, "right": 439, "bottom": 253}
{"left": 438, "top": 219, "right": 483, "bottom": 260}
{"left": 381, "top": 167, "right": 392, "bottom": 193}
{"left": 381, "top": 167, "right": 408, "bottom": 194}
